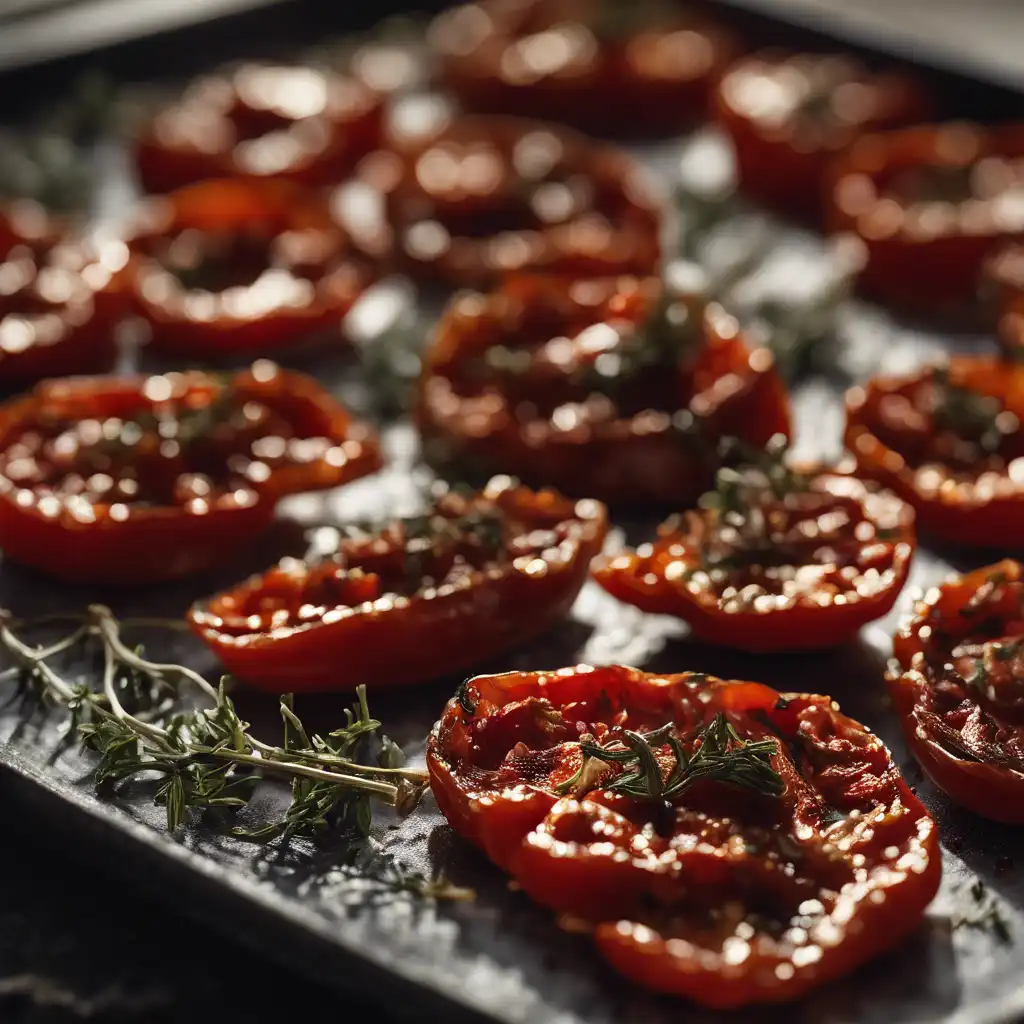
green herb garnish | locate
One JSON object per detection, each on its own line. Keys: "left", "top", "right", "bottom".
{"left": 558, "top": 713, "right": 783, "bottom": 802}
{"left": 0, "top": 608, "right": 430, "bottom": 844}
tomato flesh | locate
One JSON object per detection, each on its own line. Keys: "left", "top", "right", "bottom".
{"left": 127, "top": 179, "right": 373, "bottom": 359}
{"left": 417, "top": 274, "right": 790, "bottom": 505}
{"left": 716, "top": 51, "right": 928, "bottom": 222}
{"left": 891, "top": 559, "right": 1024, "bottom": 823}
{"left": 190, "top": 477, "right": 607, "bottom": 692}
{"left": 427, "top": 665, "right": 940, "bottom": 1007}
{"left": 845, "top": 357, "right": 1024, "bottom": 548}
{"left": 431, "top": 0, "right": 739, "bottom": 138}
{"left": 826, "top": 124, "right": 1024, "bottom": 311}
{"left": 336, "top": 117, "right": 661, "bottom": 288}
{"left": 0, "top": 207, "right": 122, "bottom": 387}
{"left": 0, "top": 364, "right": 379, "bottom": 584}
{"left": 136, "top": 63, "right": 383, "bottom": 194}
{"left": 594, "top": 467, "right": 914, "bottom": 651}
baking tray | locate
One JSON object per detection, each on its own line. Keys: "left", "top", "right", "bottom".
{"left": 1, "top": 8, "right": 1023, "bottom": 1024}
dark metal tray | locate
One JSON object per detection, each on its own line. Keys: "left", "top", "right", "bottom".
{"left": 1, "top": 11, "right": 1023, "bottom": 1024}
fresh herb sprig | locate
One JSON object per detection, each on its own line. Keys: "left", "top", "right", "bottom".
{"left": 0, "top": 607, "right": 429, "bottom": 841}
{"left": 558, "top": 713, "right": 784, "bottom": 802}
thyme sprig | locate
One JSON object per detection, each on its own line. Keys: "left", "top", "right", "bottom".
{"left": 558, "top": 713, "right": 784, "bottom": 802}
{"left": 0, "top": 607, "right": 429, "bottom": 841}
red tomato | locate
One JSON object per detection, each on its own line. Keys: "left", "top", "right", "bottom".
{"left": 427, "top": 664, "right": 940, "bottom": 1007}
{"left": 891, "top": 560, "right": 1024, "bottom": 823}
{"left": 715, "top": 51, "right": 929, "bottom": 222}
{"left": 125, "top": 179, "right": 374, "bottom": 360}
{"left": 189, "top": 476, "right": 606, "bottom": 692}
{"left": 417, "top": 273, "right": 789, "bottom": 505}
{"left": 0, "top": 203, "right": 125, "bottom": 388}
{"left": 430, "top": 0, "right": 739, "bottom": 138}
{"left": 0, "top": 362, "right": 380, "bottom": 584}
{"left": 335, "top": 115, "right": 662, "bottom": 288}
{"left": 845, "top": 357, "right": 1024, "bottom": 549}
{"left": 136, "top": 63, "right": 383, "bottom": 194}
{"left": 825, "top": 123, "right": 1024, "bottom": 311}
{"left": 593, "top": 457, "right": 915, "bottom": 651}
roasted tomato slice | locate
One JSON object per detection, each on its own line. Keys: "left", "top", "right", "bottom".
{"left": 416, "top": 273, "right": 789, "bottom": 505}
{"left": 0, "top": 204, "right": 125, "bottom": 388}
{"left": 826, "top": 123, "right": 1024, "bottom": 311}
{"left": 189, "top": 476, "right": 606, "bottom": 692}
{"left": 337, "top": 115, "right": 661, "bottom": 288}
{"left": 891, "top": 560, "right": 1024, "bottom": 823}
{"left": 845, "top": 357, "right": 1024, "bottom": 549}
{"left": 715, "top": 51, "right": 928, "bottom": 222}
{"left": 0, "top": 362, "right": 379, "bottom": 584}
{"left": 136, "top": 63, "right": 383, "bottom": 194}
{"left": 428, "top": 664, "right": 939, "bottom": 1007}
{"left": 429, "top": 0, "right": 739, "bottom": 138}
{"left": 593, "top": 445, "right": 915, "bottom": 651}
{"left": 125, "top": 179, "right": 375, "bottom": 359}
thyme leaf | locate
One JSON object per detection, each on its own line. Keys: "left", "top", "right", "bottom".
{"left": 573, "top": 713, "right": 784, "bottom": 803}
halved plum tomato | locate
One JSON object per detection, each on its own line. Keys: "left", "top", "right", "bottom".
{"left": 845, "top": 357, "right": 1024, "bottom": 549}
{"left": 715, "top": 51, "right": 928, "bottom": 222}
{"left": 826, "top": 123, "right": 1024, "bottom": 311}
{"left": 593, "top": 443, "right": 915, "bottom": 651}
{"left": 891, "top": 560, "right": 1024, "bottom": 823}
{"left": 136, "top": 63, "right": 383, "bottom": 194}
{"left": 189, "top": 476, "right": 606, "bottom": 692}
{"left": 428, "top": 664, "right": 939, "bottom": 1007}
{"left": 0, "top": 361, "right": 380, "bottom": 584}
{"left": 335, "top": 115, "right": 661, "bottom": 288}
{"left": 0, "top": 203, "right": 126, "bottom": 388}
{"left": 125, "top": 179, "right": 375, "bottom": 360}
{"left": 429, "top": 0, "right": 739, "bottom": 138}
{"left": 416, "top": 273, "right": 789, "bottom": 505}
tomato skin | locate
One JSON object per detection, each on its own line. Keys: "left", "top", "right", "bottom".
{"left": 430, "top": 0, "right": 740, "bottom": 138}
{"left": 890, "top": 560, "right": 1024, "bottom": 823}
{"left": 427, "top": 665, "right": 939, "bottom": 1007}
{"left": 715, "top": 51, "right": 928, "bottom": 223}
{"left": 593, "top": 469, "right": 915, "bottom": 652}
{"left": 124, "top": 179, "right": 373, "bottom": 360}
{"left": 825, "top": 123, "right": 1024, "bottom": 311}
{"left": 136, "top": 64, "right": 383, "bottom": 194}
{"left": 845, "top": 358, "right": 1024, "bottom": 549}
{"left": 417, "top": 274, "right": 790, "bottom": 505}
{"left": 337, "top": 116, "right": 661, "bottom": 289}
{"left": 0, "top": 366, "right": 379, "bottom": 585}
{"left": 190, "top": 478, "right": 606, "bottom": 693}
{"left": 0, "top": 206, "right": 125, "bottom": 389}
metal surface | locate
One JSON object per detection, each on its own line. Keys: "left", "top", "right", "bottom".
{"left": 0, "top": 27, "right": 1023, "bottom": 1024}
{"left": 717, "top": 0, "right": 1024, "bottom": 93}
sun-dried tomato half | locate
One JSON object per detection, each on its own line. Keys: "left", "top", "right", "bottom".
{"left": 136, "top": 63, "right": 384, "bottom": 194}
{"left": 0, "top": 204, "right": 126, "bottom": 389}
{"left": 0, "top": 361, "right": 379, "bottom": 584}
{"left": 189, "top": 476, "right": 606, "bottom": 692}
{"left": 891, "top": 560, "right": 1024, "bottom": 823}
{"left": 845, "top": 357, "right": 1024, "bottom": 549}
{"left": 715, "top": 51, "right": 928, "bottom": 222}
{"left": 593, "top": 444, "right": 915, "bottom": 651}
{"left": 416, "top": 273, "right": 789, "bottom": 505}
{"left": 428, "top": 664, "right": 939, "bottom": 1006}
{"left": 336, "top": 115, "right": 661, "bottom": 288}
{"left": 125, "top": 179, "right": 375, "bottom": 360}
{"left": 429, "top": 0, "right": 739, "bottom": 138}
{"left": 826, "top": 123, "right": 1024, "bottom": 311}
